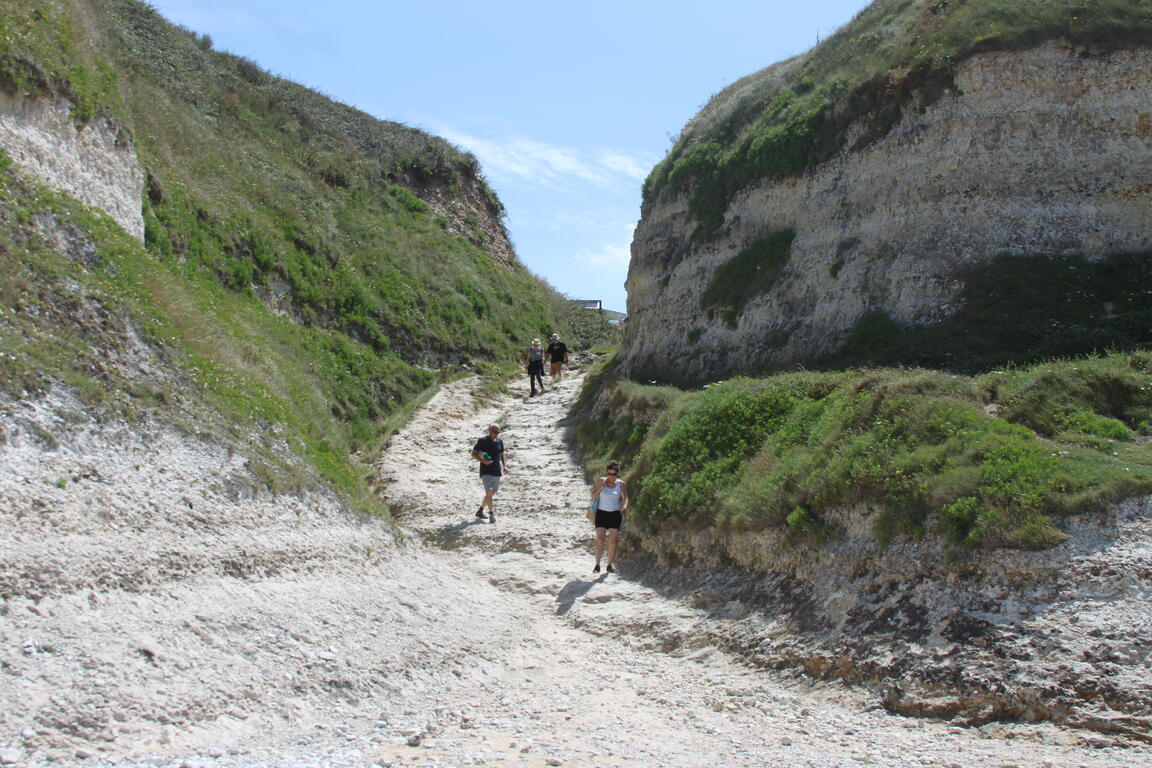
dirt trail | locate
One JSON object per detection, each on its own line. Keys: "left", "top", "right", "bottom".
{"left": 373, "top": 368, "right": 1147, "bottom": 768}
{"left": 2, "top": 370, "right": 1146, "bottom": 767}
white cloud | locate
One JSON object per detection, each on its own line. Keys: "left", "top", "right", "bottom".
{"left": 439, "top": 128, "right": 651, "bottom": 192}
{"left": 595, "top": 150, "right": 650, "bottom": 181}
{"left": 577, "top": 240, "right": 632, "bottom": 270}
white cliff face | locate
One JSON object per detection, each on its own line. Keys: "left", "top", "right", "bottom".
{"left": 620, "top": 42, "right": 1152, "bottom": 383}
{"left": 0, "top": 95, "right": 144, "bottom": 242}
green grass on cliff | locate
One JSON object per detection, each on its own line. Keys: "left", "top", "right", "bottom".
{"left": 574, "top": 353, "right": 1152, "bottom": 551}
{"left": 700, "top": 229, "right": 795, "bottom": 328}
{"left": 0, "top": 0, "right": 607, "bottom": 515}
{"left": 644, "top": 0, "right": 1152, "bottom": 239}
{"left": 825, "top": 251, "right": 1152, "bottom": 373}
{"left": 0, "top": 165, "right": 421, "bottom": 509}
{"left": 0, "top": 0, "right": 118, "bottom": 122}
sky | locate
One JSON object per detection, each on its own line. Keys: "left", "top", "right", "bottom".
{"left": 148, "top": 1, "right": 871, "bottom": 314}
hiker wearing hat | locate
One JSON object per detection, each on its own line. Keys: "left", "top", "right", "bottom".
{"left": 546, "top": 333, "right": 569, "bottom": 383}
{"left": 525, "top": 338, "right": 545, "bottom": 397}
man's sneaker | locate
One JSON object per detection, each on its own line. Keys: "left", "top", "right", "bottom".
{"left": 592, "top": 564, "right": 601, "bottom": 573}
{"left": 606, "top": 564, "right": 616, "bottom": 573}
{"left": 475, "top": 507, "right": 487, "bottom": 520}
{"left": 488, "top": 511, "right": 496, "bottom": 523}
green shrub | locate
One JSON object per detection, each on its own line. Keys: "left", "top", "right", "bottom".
{"left": 569, "top": 359, "right": 687, "bottom": 480}
{"left": 988, "top": 356, "right": 1152, "bottom": 440}
{"left": 389, "top": 184, "right": 429, "bottom": 215}
{"left": 577, "top": 359, "right": 1152, "bottom": 551}
{"left": 700, "top": 230, "right": 795, "bottom": 319}
{"left": 824, "top": 252, "right": 1152, "bottom": 373}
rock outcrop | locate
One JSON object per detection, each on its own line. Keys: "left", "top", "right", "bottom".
{"left": 624, "top": 495, "right": 1152, "bottom": 741}
{"left": 0, "top": 94, "right": 144, "bottom": 242}
{"left": 619, "top": 42, "right": 1152, "bottom": 384}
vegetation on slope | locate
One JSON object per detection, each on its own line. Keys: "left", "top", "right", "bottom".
{"left": 0, "top": 0, "right": 610, "bottom": 515}
{"left": 827, "top": 251, "right": 1152, "bottom": 373}
{"left": 574, "top": 353, "right": 1152, "bottom": 551}
{"left": 643, "top": 0, "right": 1152, "bottom": 240}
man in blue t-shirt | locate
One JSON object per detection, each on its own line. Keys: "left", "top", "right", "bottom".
{"left": 471, "top": 423, "right": 509, "bottom": 522}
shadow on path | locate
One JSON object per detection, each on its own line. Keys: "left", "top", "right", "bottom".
{"left": 556, "top": 576, "right": 606, "bottom": 615}
{"left": 422, "top": 518, "right": 488, "bottom": 550}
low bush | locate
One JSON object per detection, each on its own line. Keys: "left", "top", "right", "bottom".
{"left": 700, "top": 230, "right": 795, "bottom": 320}
{"left": 574, "top": 355, "right": 1152, "bottom": 551}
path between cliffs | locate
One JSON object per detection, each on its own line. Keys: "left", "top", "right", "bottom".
{"left": 370, "top": 369, "right": 1138, "bottom": 768}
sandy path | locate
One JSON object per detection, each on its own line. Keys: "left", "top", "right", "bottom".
{"left": 4, "top": 371, "right": 1144, "bottom": 767}
{"left": 373, "top": 369, "right": 1148, "bottom": 768}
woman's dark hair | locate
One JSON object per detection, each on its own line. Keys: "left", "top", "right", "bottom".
{"left": 606, "top": 460, "right": 620, "bottom": 472}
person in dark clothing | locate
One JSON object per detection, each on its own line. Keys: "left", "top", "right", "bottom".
{"left": 471, "top": 424, "right": 508, "bottom": 522}
{"left": 546, "top": 333, "right": 569, "bottom": 383}
{"left": 526, "top": 338, "right": 546, "bottom": 396}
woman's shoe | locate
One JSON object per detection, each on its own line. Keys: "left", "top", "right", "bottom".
{"left": 606, "top": 564, "right": 616, "bottom": 573}
{"left": 592, "top": 564, "right": 601, "bottom": 573}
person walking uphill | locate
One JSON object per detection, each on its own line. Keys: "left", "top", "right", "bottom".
{"left": 590, "top": 461, "right": 628, "bottom": 573}
{"left": 546, "top": 333, "right": 569, "bottom": 383}
{"left": 471, "top": 424, "right": 508, "bottom": 522}
{"left": 526, "top": 339, "right": 546, "bottom": 397}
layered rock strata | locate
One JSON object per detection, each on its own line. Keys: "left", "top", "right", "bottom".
{"left": 620, "top": 42, "right": 1152, "bottom": 383}
{"left": 622, "top": 496, "right": 1152, "bottom": 741}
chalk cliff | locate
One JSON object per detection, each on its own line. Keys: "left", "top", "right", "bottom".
{"left": 620, "top": 42, "right": 1152, "bottom": 384}
{"left": 0, "top": 93, "right": 144, "bottom": 241}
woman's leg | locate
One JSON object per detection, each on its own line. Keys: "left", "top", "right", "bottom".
{"left": 594, "top": 527, "right": 606, "bottom": 569}
{"left": 605, "top": 528, "right": 620, "bottom": 568}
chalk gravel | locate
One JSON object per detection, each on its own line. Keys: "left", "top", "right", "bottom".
{"left": 0, "top": 370, "right": 1146, "bottom": 767}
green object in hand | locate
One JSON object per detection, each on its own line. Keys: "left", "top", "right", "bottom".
{"left": 480, "top": 451, "right": 492, "bottom": 462}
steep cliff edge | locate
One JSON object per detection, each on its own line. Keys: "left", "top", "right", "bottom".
{"left": 620, "top": 7, "right": 1152, "bottom": 384}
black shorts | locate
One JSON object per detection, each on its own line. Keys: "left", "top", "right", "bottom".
{"left": 594, "top": 509, "right": 622, "bottom": 530}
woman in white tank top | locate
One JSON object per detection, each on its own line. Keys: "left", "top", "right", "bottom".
{"left": 590, "top": 460, "right": 628, "bottom": 574}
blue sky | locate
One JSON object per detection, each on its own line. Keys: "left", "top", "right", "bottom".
{"left": 149, "top": 1, "right": 870, "bottom": 314}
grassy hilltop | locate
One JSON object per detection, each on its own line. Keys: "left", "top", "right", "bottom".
{"left": 644, "top": 0, "right": 1152, "bottom": 240}
{"left": 0, "top": 0, "right": 608, "bottom": 515}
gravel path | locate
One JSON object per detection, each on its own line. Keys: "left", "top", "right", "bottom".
{"left": 371, "top": 369, "right": 1149, "bottom": 768}
{"left": 2, "top": 371, "right": 1147, "bottom": 767}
